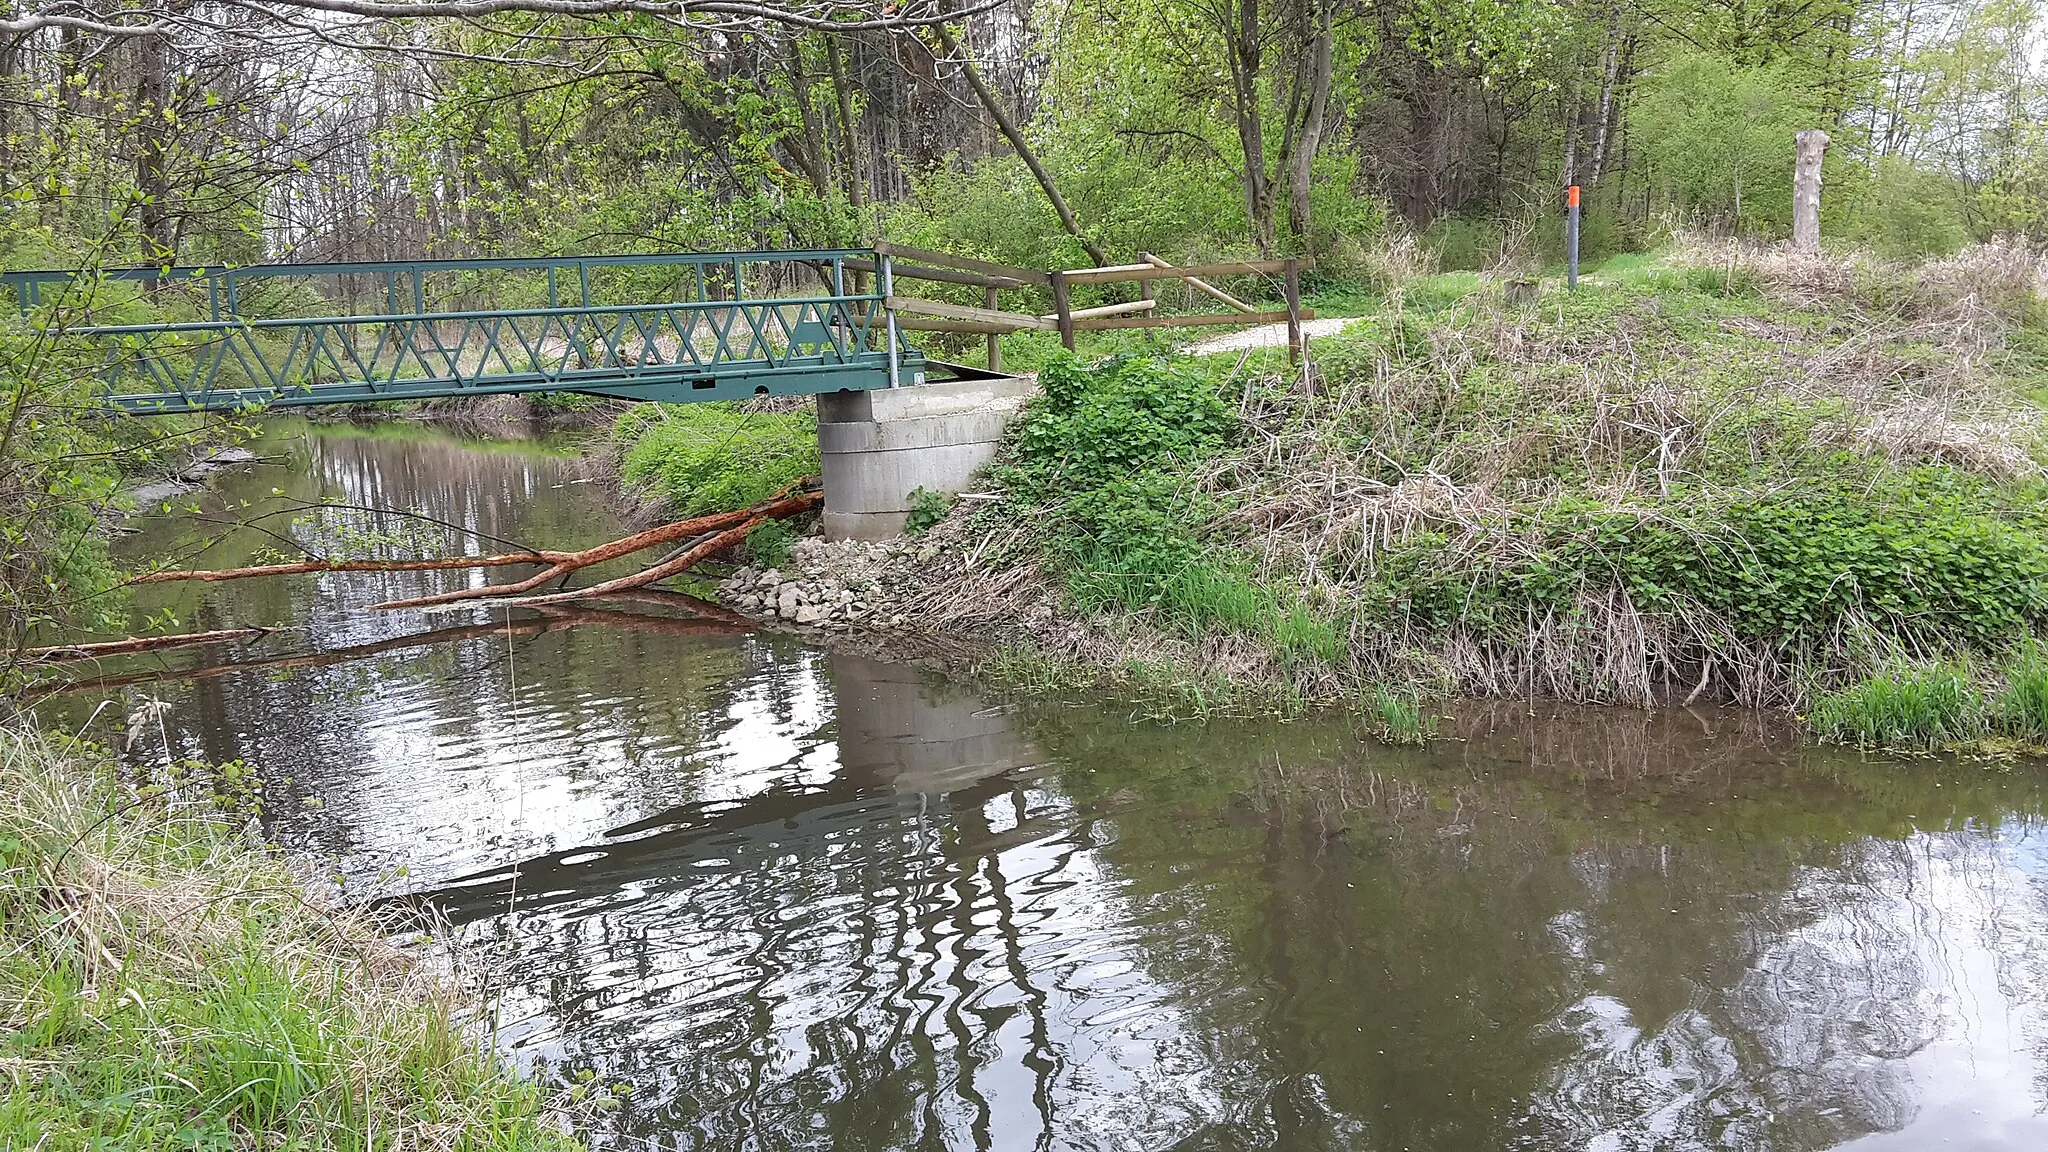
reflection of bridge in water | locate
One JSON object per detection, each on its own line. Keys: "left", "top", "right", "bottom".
{"left": 413, "top": 654, "right": 1128, "bottom": 1151}
{"left": 425, "top": 655, "right": 1055, "bottom": 918}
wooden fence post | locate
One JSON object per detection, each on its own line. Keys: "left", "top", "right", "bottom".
{"left": 985, "top": 284, "right": 1002, "bottom": 372}
{"left": 1283, "top": 258, "right": 1304, "bottom": 366}
{"left": 1051, "top": 271, "right": 1075, "bottom": 351}
{"left": 1793, "top": 130, "right": 1830, "bottom": 254}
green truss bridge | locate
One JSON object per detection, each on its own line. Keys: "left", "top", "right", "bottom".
{"left": 3, "top": 249, "right": 943, "bottom": 415}
{"left": 10, "top": 244, "right": 1309, "bottom": 537}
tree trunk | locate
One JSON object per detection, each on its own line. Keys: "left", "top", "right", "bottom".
{"left": 1585, "top": 11, "right": 1625, "bottom": 186}
{"left": 781, "top": 39, "right": 835, "bottom": 196}
{"left": 135, "top": 28, "right": 173, "bottom": 262}
{"left": 826, "top": 35, "right": 866, "bottom": 216}
{"left": 1285, "top": 0, "right": 1336, "bottom": 252}
{"left": 1227, "top": 0, "right": 1277, "bottom": 254}
{"left": 0, "top": 25, "right": 17, "bottom": 180}
{"left": 927, "top": 22, "right": 1105, "bottom": 266}
{"left": 1792, "top": 129, "right": 1830, "bottom": 253}
{"left": 1559, "top": 81, "right": 1582, "bottom": 189}
{"left": 1880, "top": 0, "right": 1918, "bottom": 156}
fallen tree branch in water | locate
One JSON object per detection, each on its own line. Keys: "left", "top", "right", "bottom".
{"left": 127, "top": 553, "right": 574, "bottom": 584}
{"left": 23, "top": 627, "right": 277, "bottom": 663}
{"left": 497, "top": 515, "right": 769, "bottom": 607}
{"left": 120, "top": 480, "right": 822, "bottom": 612}
{"left": 370, "top": 486, "right": 820, "bottom": 611}
{"left": 27, "top": 607, "right": 750, "bottom": 699}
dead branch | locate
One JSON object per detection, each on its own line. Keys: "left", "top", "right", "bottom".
{"left": 0, "top": 0, "right": 1002, "bottom": 40}
{"left": 372, "top": 488, "right": 821, "bottom": 611}
{"left": 495, "top": 492, "right": 819, "bottom": 607}
{"left": 129, "top": 553, "right": 574, "bottom": 585}
{"left": 26, "top": 607, "right": 748, "bottom": 699}
{"left": 131, "top": 482, "right": 819, "bottom": 613}
{"left": 23, "top": 628, "right": 276, "bottom": 664}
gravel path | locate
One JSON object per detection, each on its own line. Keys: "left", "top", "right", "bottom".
{"left": 1180, "top": 315, "right": 1355, "bottom": 355}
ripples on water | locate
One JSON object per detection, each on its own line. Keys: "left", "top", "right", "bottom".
{"left": 46, "top": 423, "right": 2048, "bottom": 1151}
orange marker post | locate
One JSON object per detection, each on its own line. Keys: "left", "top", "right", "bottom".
{"left": 1566, "top": 184, "right": 1581, "bottom": 290}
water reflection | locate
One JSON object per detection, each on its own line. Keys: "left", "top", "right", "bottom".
{"left": 424, "top": 679, "right": 2048, "bottom": 1151}
{"left": 49, "top": 424, "right": 2048, "bottom": 1151}
{"left": 435, "top": 654, "right": 1264, "bottom": 1151}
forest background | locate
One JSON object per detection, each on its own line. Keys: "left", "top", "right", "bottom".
{"left": 1, "top": 0, "right": 2042, "bottom": 281}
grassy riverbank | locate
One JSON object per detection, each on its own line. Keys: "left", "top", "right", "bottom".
{"left": 611, "top": 402, "right": 817, "bottom": 517}
{"left": 591, "top": 240, "right": 2048, "bottom": 751}
{"left": 872, "top": 241, "right": 2048, "bottom": 748}
{"left": 0, "top": 725, "right": 582, "bottom": 1151}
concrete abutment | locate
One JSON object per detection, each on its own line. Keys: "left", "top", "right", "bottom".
{"left": 817, "top": 377, "right": 1038, "bottom": 540}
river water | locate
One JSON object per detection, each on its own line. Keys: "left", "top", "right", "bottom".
{"left": 42, "top": 422, "right": 2048, "bottom": 1151}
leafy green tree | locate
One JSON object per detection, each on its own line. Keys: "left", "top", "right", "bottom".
{"left": 1629, "top": 51, "right": 1826, "bottom": 234}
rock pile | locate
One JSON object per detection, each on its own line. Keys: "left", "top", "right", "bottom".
{"left": 716, "top": 537, "right": 924, "bottom": 631}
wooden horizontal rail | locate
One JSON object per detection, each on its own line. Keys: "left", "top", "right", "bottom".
{"left": 853, "top": 308, "right": 1019, "bottom": 334}
{"left": 1059, "top": 258, "right": 1308, "bottom": 286}
{"left": 843, "top": 258, "right": 1030, "bottom": 291}
{"left": 873, "top": 242, "right": 1052, "bottom": 288}
{"left": 884, "top": 295, "right": 1056, "bottom": 331}
{"left": 1074, "top": 308, "right": 1314, "bottom": 331}
{"left": 1144, "top": 253, "right": 1253, "bottom": 313}
{"left": 1040, "top": 299, "right": 1156, "bottom": 321}
{"left": 891, "top": 316, "right": 1022, "bottom": 334}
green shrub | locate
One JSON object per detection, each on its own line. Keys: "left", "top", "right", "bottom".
{"left": 1838, "top": 156, "right": 1973, "bottom": 260}
{"left": 997, "top": 356, "right": 1242, "bottom": 629}
{"left": 1531, "top": 207, "right": 1648, "bottom": 266}
{"left": 746, "top": 518, "right": 796, "bottom": 568}
{"left": 1629, "top": 51, "right": 1821, "bottom": 235}
{"left": 1420, "top": 216, "right": 1503, "bottom": 271}
{"left": 617, "top": 403, "right": 818, "bottom": 516}
{"left": 1008, "top": 356, "right": 1234, "bottom": 495}
{"left": 1363, "top": 484, "right": 2048, "bottom": 653}
{"left": 883, "top": 122, "right": 1250, "bottom": 275}
{"left": 1807, "top": 663, "right": 1986, "bottom": 748}
{"left": 1053, "top": 474, "right": 1212, "bottom": 615}
{"left": 905, "top": 486, "right": 954, "bottom": 535}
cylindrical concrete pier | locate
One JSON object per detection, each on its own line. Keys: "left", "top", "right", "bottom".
{"left": 816, "top": 377, "right": 1038, "bottom": 540}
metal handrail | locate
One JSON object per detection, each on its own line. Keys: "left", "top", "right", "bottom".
{"left": 20, "top": 248, "right": 929, "bottom": 413}
{"left": 1, "top": 248, "right": 873, "bottom": 290}
{"left": 70, "top": 294, "right": 884, "bottom": 336}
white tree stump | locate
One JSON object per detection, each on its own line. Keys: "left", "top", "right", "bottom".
{"left": 1793, "top": 130, "right": 1831, "bottom": 254}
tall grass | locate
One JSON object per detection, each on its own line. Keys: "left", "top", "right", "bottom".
{"left": 1993, "top": 637, "right": 2048, "bottom": 741}
{"left": 1806, "top": 662, "right": 1986, "bottom": 749}
{"left": 0, "top": 725, "right": 582, "bottom": 1151}
{"left": 1364, "top": 685, "right": 1437, "bottom": 746}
